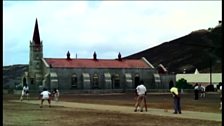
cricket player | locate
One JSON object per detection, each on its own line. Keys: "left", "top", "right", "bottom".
{"left": 134, "top": 80, "right": 147, "bottom": 112}
{"left": 20, "top": 83, "right": 29, "bottom": 101}
{"left": 170, "top": 86, "right": 182, "bottom": 114}
{"left": 39, "top": 88, "right": 51, "bottom": 108}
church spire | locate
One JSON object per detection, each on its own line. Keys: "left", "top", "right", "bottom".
{"left": 32, "top": 18, "right": 41, "bottom": 45}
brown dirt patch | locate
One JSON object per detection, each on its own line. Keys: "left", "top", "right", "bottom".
{"left": 3, "top": 93, "right": 222, "bottom": 126}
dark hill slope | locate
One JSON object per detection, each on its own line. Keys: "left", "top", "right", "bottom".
{"left": 124, "top": 25, "right": 222, "bottom": 73}
{"left": 3, "top": 65, "right": 28, "bottom": 89}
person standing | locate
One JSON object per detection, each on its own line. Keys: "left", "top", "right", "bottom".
{"left": 52, "top": 88, "right": 60, "bottom": 102}
{"left": 170, "top": 86, "right": 182, "bottom": 114}
{"left": 20, "top": 83, "right": 29, "bottom": 101}
{"left": 199, "top": 84, "right": 206, "bottom": 98}
{"left": 39, "top": 88, "right": 51, "bottom": 108}
{"left": 194, "top": 83, "right": 199, "bottom": 100}
{"left": 134, "top": 80, "right": 147, "bottom": 112}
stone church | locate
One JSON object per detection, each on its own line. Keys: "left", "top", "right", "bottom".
{"left": 22, "top": 19, "right": 167, "bottom": 92}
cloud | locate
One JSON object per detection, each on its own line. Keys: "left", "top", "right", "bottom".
{"left": 3, "top": 1, "right": 222, "bottom": 66}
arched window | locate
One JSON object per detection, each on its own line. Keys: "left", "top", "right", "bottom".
{"left": 36, "top": 62, "right": 40, "bottom": 69}
{"left": 35, "top": 54, "right": 40, "bottom": 59}
{"left": 92, "top": 73, "right": 99, "bottom": 89}
{"left": 125, "top": 73, "right": 132, "bottom": 89}
{"left": 71, "top": 74, "right": 78, "bottom": 88}
{"left": 114, "top": 74, "right": 120, "bottom": 89}
{"left": 104, "top": 73, "right": 112, "bottom": 89}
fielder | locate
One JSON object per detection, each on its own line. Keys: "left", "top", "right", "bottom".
{"left": 20, "top": 83, "right": 29, "bottom": 101}
{"left": 39, "top": 88, "right": 51, "bottom": 108}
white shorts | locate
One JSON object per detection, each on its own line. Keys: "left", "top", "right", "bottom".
{"left": 54, "top": 94, "right": 59, "bottom": 97}
{"left": 21, "top": 91, "right": 29, "bottom": 96}
{"left": 42, "top": 96, "right": 50, "bottom": 100}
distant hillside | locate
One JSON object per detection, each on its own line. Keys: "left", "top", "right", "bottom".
{"left": 3, "top": 65, "right": 28, "bottom": 89}
{"left": 125, "top": 23, "right": 222, "bottom": 74}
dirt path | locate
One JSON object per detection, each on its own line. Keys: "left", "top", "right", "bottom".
{"left": 11, "top": 100, "right": 222, "bottom": 122}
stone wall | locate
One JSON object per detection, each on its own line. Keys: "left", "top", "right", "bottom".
{"left": 47, "top": 68, "right": 156, "bottom": 90}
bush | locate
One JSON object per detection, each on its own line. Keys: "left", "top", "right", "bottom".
{"left": 205, "top": 85, "right": 214, "bottom": 92}
{"left": 176, "top": 78, "right": 193, "bottom": 89}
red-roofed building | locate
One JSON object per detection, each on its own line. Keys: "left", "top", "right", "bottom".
{"left": 21, "top": 19, "right": 168, "bottom": 92}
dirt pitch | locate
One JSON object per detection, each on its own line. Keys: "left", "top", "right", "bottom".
{"left": 3, "top": 93, "right": 222, "bottom": 126}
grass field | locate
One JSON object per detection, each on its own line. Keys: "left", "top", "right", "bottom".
{"left": 3, "top": 93, "right": 222, "bottom": 126}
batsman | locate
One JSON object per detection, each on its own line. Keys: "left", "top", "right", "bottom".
{"left": 134, "top": 80, "right": 148, "bottom": 112}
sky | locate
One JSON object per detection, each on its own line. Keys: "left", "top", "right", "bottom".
{"left": 3, "top": 1, "right": 222, "bottom": 66}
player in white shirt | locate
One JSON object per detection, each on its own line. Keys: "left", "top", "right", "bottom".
{"left": 20, "top": 83, "right": 29, "bottom": 101}
{"left": 134, "top": 80, "right": 147, "bottom": 112}
{"left": 199, "top": 84, "right": 206, "bottom": 98}
{"left": 39, "top": 88, "right": 51, "bottom": 108}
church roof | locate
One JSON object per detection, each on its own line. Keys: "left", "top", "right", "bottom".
{"left": 44, "top": 58, "right": 151, "bottom": 68}
{"left": 32, "top": 18, "right": 41, "bottom": 45}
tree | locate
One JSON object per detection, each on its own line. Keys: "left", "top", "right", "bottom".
{"left": 176, "top": 78, "right": 193, "bottom": 89}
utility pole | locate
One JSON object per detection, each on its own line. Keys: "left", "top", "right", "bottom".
{"left": 209, "top": 58, "right": 212, "bottom": 85}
